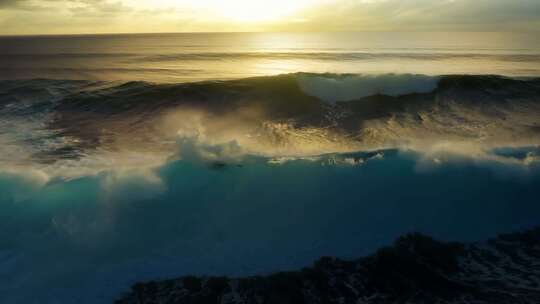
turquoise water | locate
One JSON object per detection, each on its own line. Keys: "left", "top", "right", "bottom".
{"left": 1, "top": 149, "right": 540, "bottom": 303}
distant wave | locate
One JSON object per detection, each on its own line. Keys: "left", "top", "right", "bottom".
{"left": 2, "top": 52, "right": 540, "bottom": 62}
{"left": 2, "top": 50, "right": 539, "bottom": 82}
{"left": 139, "top": 52, "right": 540, "bottom": 63}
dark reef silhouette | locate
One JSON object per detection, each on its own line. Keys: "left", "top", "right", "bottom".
{"left": 116, "top": 227, "right": 540, "bottom": 304}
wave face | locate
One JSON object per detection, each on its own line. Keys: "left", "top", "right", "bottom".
{"left": 1, "top": 73, "right": 540, "bottom": 303}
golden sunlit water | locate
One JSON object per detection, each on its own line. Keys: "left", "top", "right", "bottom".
{"left": 1, "top": 32, "right": 539, "bottom": 82}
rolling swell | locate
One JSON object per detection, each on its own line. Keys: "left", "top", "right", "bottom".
{"left": 3, "top": 52, "right": 540, "bottom": 63}
{"left": 3, "top": 73, "right": 539, "bottom": 118}
{"left": 11, "top": 73, "right": 540, "bottom": 117}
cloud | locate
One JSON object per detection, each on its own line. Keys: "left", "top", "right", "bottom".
{"left": 0, "top": 0, "right": 20, "bottom": 7}
{"left": 0, "top": 0, "right": 43, "bottom": 11}
{"left": 0, "top": 0, "right": 132, "bottom": 12}
{"left": 0, "top": 0, "right": 139, "bottom": 34}
{"left": 290, "top": 0, "right": 540, "bottom": 31}
{"left": 67, "top": 0, "right": 132, "bottom": 16}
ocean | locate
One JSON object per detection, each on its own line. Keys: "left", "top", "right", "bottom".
{"left": 0, "top": 32, "right": 540, "bottom": 303}
{"left": 1, "top": 32, "right": 540, "bottom": 82}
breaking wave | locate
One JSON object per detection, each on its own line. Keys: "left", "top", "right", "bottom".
{"left": 1, "top": 73, "right": 539, "bottom": 175}
{"left": 1, "top": 73, "right": 540, "bottom": 303}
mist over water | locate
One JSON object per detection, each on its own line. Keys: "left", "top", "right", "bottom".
{"left": 1, "top": 32, "right": 540, "bottom": 303}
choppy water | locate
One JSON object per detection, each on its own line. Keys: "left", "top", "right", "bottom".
{"left": 1, "top": 32, "right": 540, "bottom": 303}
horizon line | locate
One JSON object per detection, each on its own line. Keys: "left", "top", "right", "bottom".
{"left": 1, "top": 30, "right": 538, "bottom": 38}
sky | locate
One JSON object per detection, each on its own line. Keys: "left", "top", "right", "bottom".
{"left": 0, "top": 0, "right": 539, "bottom": 35}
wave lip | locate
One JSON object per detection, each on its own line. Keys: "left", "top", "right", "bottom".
{"left": 297, "top": 73, "right": 441, "bottom": 103}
